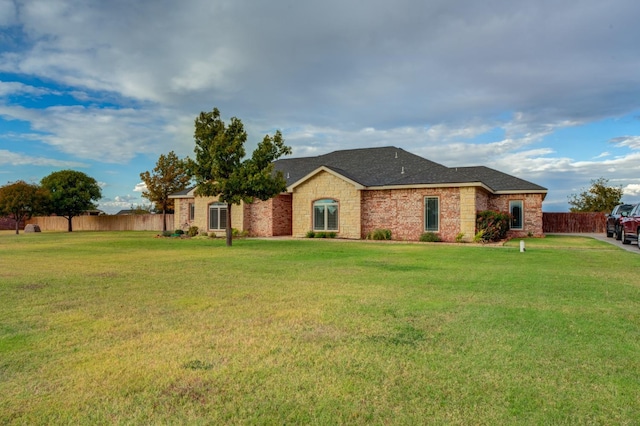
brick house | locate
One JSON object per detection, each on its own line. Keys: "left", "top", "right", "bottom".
{"left": 170, "top": 146, "right": 547, "bottom": 242}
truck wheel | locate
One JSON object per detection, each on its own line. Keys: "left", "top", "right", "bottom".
{"left": 622, "top": 229, "right": 631, "bottom": 244}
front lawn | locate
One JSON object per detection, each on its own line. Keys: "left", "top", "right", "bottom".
{"left": 1, "top": 232, "right": 638, "bottom": 424}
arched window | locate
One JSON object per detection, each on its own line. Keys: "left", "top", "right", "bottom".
{"left": 209, "top": 202, "right": 227, "bottom": 230}
{"left": 313, "top": 199, "right": 338, "bottom": 231}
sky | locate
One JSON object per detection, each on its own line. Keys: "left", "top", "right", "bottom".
{"left": 1, "top": 0, "right": 640, "bottom": 213}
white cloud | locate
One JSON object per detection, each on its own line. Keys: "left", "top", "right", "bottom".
{"left": 611, "top": 136, "right": 640, "bottom": 150}
{"left": 133, "top": 182, "right": 146, "bottom": 192}
{"left": 623, "top": 184, "right": 640, "bottom": 196}
{"left": 0, "top": 148, "right": 86, "bottom": 167}
{"left": 0, "top": 81, "right": 52, "bottom": 97}
{"left": 1, "top": 0, "right": 640, "bottom": 213}
{"left": 0, "top": 104, "right": 193, "bottom": 163}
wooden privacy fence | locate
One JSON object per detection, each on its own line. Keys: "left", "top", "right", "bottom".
{"left": 542, "top": 212, "right": 606, "bottom": 233}
{"left": 27, "top": 214, "right": 174, "bottom": 232}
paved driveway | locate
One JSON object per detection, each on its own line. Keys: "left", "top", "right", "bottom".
{"left": 550, "top": 233, "right": 640, "bottom": 253}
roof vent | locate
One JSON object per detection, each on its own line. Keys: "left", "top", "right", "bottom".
{"left": 395, "top": 151, "right": 398, "bottom": 159}
{"left": 401, "top": 166, "right": 405, "bottom": 174}
{"left": 286, "top": 172, "right": 290, "bottom": 179}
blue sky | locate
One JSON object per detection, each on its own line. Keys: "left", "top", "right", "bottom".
{"left": 2, "top": 0, "right": 640, "bottom": 213}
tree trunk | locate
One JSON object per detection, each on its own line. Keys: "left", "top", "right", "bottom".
{"left": 67, "top": 216, "right": 73, "bottom": 232}
{"left": 162, "top": 209, "right": 167, "bottom": 232}
{"left": 14, "top": 219, "right": 19, "bottom": 235}
{"left": 226, "top": 203, "right": 232, "bottom": 247}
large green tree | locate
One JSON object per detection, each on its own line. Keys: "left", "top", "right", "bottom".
{"left": 568, "top": 177, "right": 623, "bottom": 212}
{"left": 188, "top": 107, "right": 291, "bottom": 246}
{"left": 140, "top": 151, "right": 191, "bottom": 231}
{"left": 41, "top": 170, "right": 102, "bottom": 232}
{"left": 0, "top": 181, "right": 48, "bottom": 234}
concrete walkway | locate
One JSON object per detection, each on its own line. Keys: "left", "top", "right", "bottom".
{"left": 549, "top": 233, "right": 640, "bottom": 253}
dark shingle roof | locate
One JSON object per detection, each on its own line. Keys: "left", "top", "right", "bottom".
{"left": 273, "top": 146, "right": 546, "bottom": 193}
{"left": 454, "top": 166, "right": 547, "bottom": 192}
{"left": 168, "top": 186, "right": 195, "bottom": 198}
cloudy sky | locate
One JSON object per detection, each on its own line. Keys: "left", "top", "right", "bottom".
{"left": 1, "top": 0, "right": 640, "bottom": 213}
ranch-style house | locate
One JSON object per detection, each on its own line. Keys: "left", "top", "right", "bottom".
{"left": 170, "top": 146, "right": 547, "bottom": 242}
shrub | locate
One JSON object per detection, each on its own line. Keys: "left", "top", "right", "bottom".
{"left": 231, "top": 228, "right": 249, "bottom": 238}
{"left": 419, "top": 232, "right": 441, "bottom": 242}
{"left": 174, "top": 229, "right": 185, "bottom": 235}
{"left": 455, "top": 232, "right": 465, "bottom": 243}
{"left": 161, "top": 230, "right": 172, "bottom": 237}
{"left": 316, "top": 232, "right": 327, "bottom": 238}
{"left": 328, "top": 232, "right": 337, "bottom": 238}
{"left": 367, "top": 229, "right": 392, "bottom": 240}
{"left": 475, "top": 210, "right": 511, "bottom": 242}
{"left": 200, "top": 231, "right": 208, "bottom": 237}
{"left": 306, "top": 231, "right": 315, "bottom": 238}
{"left": 187, "top": 226, "right": 199, "bottom": 237}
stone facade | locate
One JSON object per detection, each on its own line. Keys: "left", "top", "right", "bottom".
{"left": 173, "top": 195, "right": 246, "bottom": 237}
{"left": 175, "top": 197, "right": 194, "bottom": 231}
{"left": 291, "top": 171, "right": 361, "bottom": 238}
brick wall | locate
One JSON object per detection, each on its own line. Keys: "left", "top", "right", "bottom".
{"left": 489, "top": 193, "right": 544, "bottom": 238}
{"left": 272, "top": 194, "right": 292, "bottom": 236}
{"left": 361, "top": 187, "right": 462, "bottom": 241}
{"left": 246, "top": 198, "right": 273, "bottom": 236}
{"left": 292, "top": 171, "right": 361, "bottom": 238}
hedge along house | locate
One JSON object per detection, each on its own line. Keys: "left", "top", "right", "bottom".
{"left": 170, "top": 146, "right": 547, "bottom": 242}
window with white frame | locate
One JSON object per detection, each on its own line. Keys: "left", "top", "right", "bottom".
{"left": 424, "top": 197, "right": 439, "bottom": 232}
{"left": 209, "top": 202, "right": 227, "bottom": 230}
{"left": 188, "top": 202, "right": 195, "bottom": 221}
{"left": 509, "top": 200, "right": 523, "bottom": 230}
{"left": 313, "top": 199, "right": 339, "bottom": 231}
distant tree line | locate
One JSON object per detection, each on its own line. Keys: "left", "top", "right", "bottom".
{"left": 0, "top": 170, "right": 102, "bottom": 233}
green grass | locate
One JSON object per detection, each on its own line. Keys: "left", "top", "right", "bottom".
{"left": 1, "top": 232, "right": 639, "bottom": 424}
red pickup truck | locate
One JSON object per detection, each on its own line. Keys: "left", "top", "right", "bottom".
{"left": 620, "top": 203, "right": 640, "bottom": 248}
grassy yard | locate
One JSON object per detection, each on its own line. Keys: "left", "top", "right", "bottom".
{"left": 1, "top": 232, "right": 639, "bottom": 424}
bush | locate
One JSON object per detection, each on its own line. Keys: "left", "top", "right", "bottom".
{"left": 231, "top": 228, "right": 249, "bottom": 238}
{"left": 419, "top": 232, "right": 441, "bottom": 242}
{"left": 455, "top": 232, "right": 465, "bottom": 243}
{"left": 316, "top": 232, "right": 327, "bottom": 238}
{"left": 306, "top": 231, "right": 315, "bottom": 238}
{"left": 476, "top": 210, "right": 510, "bottom": 242}
{"left": 328, "top": 232, "right": 337, "bottom": 238}
{"left": 174, "top": 229, "right": 185, "bottom": 235}
{"left": 200, "top": 231, "right": 208, "bottom": 237}
{"left": 187, "top": 226, "right": 199, "bottom": 237}
{"left": 161, "top": 230, "right": 172, "bottom": 237}
{"left": 367, "top": 229, "right": 392, "bottom": 240}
